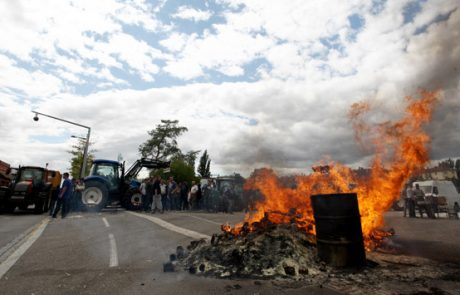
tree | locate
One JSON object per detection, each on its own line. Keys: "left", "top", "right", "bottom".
{"left": 183, "top": 150, "right": 200, "bottom": 168}
{"left": 153, "top": 153, "right": 198, "bottom": 184}
{"left": 197, "top": 150, "right": 211, "bottom": 178}
{"left": 68, "top": 138, "right": 95, "bottom": 179}
{"left": 138, "top": 120, "right": 188, "bottom": 160}
{"left": 169, "top": 158, "right": 197, "bottom": 184}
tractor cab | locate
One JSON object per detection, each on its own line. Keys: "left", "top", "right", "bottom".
{"left": 89, "top": 160, "right": 121, "bottom": 190}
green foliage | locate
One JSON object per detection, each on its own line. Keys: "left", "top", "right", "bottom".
{"left": 138, "top": 120, "right": 188, "bottom": 160}
{"left": 183, "top": 150, "right": 200, "bottom": 168}
{"left": 198, "top": 150, "right": 211, "bottom": 178}
{"left": 68, "top": 138, "right": 95, "bottom": 179}
{"left": 164, "top": 150, "right": 199, "bottom": 181}
{"left": 169, "top": 158, "right": 197, "bottom": 184}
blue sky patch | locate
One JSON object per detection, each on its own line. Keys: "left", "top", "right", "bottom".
{"left": 403, "top": 0, "right": 427, "bottom": 24}
{"left": 414, "top": 8, "right": 456, "bottom": 35}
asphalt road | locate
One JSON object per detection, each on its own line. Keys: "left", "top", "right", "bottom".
{"left": 1, "top": 209, "right": 459, "bottom": 295}
{"left": 384, "top": 211, "right": 460, "bottom": 263}
{"left": 0, "top": 212, "right": 46, "bottom": 251}
{"left": 0, "top": 209, "right": 340, "bottom": 295}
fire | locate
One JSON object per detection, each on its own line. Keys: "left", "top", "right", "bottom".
{"left": 228, "top": 90, "right": 440, "bottom": 250}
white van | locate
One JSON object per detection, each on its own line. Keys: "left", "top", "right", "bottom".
{"left": 413, "top": 180, "right": 460, "bottom": 212}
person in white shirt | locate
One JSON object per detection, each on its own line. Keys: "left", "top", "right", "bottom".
{"left": 189, "top": 181, "right": 198, "bottom": 210}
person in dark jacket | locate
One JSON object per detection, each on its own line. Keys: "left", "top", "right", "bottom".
{"left": 179, "top": 182, "right": 188, "bottom": 210}
{"left": 52, "top": 172, "right": 72, "bottom": 218}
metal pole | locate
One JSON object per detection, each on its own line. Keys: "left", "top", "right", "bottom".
{"left": 80, "top": 128, "right": 91, "bottom": 178}
{"left": 32, "top": 111, "right": 91, "bottom": 178}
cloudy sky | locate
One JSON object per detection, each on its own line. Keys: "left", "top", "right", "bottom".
{"left": 0, "top": 0, "right": 459, "bottom": 176}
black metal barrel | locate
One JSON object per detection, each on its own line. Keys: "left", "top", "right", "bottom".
{"left": 311, "top": 193, "right": 366, "bottom": 267}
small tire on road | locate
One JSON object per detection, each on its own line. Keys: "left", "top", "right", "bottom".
{"left": 81, "top": 181, "right": 108, "bottom": 212}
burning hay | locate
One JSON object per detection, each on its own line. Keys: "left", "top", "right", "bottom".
{"left": 183, "top": 216, "right": 320, "bottom": 279}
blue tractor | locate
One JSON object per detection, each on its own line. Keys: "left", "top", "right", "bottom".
{"left": 81, "top": 158, "right": 169, "bottom": 211}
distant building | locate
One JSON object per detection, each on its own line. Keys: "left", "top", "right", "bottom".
{"left": 419, "top": 166, "right": 458, "bottom": 181}
{"left": 0, "top": 160, "right": 10, "bottom": 174}
{"left": 0, "top": 160, "right": 11, "bottom": 187}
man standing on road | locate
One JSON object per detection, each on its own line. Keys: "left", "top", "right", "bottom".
{"left": 151, "top": 176, "right": 163, "bottom": 213}
{"left": 189, "top": 181, "right": 198, "bottom": 210}
{"left": 144, "top": 177, "right": 154, "bottom": 212}
{"left": 167, "top": 176, "right": 178, "bottom": 210}
{"left": 405, "top": 184, "right": 414, "bottom": 217}
{"left": 52, "top": 172, "right": 72, "bottom": 219}
{"left": 179, "top": 181, "right": 188, "bottom": 210}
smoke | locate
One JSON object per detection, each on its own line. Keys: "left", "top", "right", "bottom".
{"left": 221, "top": 8, "right": 460, "bottom": 174}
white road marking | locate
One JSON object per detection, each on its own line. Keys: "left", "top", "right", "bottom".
{"left": 102, "top": 217, "right": 110, "bottom": 228}
{"left": 108, "top": 233, "right": 118, "bottom": 268}
{"left": 128, "top": 212, "right": 211, "bottom": 240}
{"left": 187, "top": 214, "right": 221, "bottom": 225}
{"left": 0, "top": 218, "right": 49, "bottom": 280}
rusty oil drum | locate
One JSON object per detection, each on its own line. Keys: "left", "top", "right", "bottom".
{"left": 311, "top": 193, "right": 366, "bottom": 267}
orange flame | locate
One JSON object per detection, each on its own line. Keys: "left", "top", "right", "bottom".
{"left": 229, "top": 90, "right": 440, "bottom": 250}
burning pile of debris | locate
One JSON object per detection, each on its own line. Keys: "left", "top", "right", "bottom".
{"left": 181, "top": 213, "right": 321, "bottom": 278}
{"left": 170, "top": 193, "right": 367, "bottom": 278}
{"left": 167, "top": 219, "right": 460, "bottom": 294}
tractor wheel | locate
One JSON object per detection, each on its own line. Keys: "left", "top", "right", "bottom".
{"left": 124, "top": 191, "right": 143, "bottom": 211}
{"left": 81, "top": 181, "right": 108, "bottom": 212}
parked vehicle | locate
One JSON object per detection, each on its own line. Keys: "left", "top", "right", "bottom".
{"left": 81, "top": 158, "right": 169, "bottom": 211}
{"left": 413, "top": 180, "right": 460, "bottom": 213}
{"left": 2, "top": 166, "right": 61, "bottom": 214}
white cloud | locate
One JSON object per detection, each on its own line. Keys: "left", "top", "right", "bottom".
{"left": 0, "top": 0, "right": 167, "bottom": 86}
{"left": 172, "top": 6, "right": 212, "bottom": 22}
{"left": 0, "top": 0, "right": 459, "bottom": 177}
{"left": 159, "top": 32, "right": 194, "bottom": 52}
{"left": 163, "top": 26, "right": 274, "bottom": 79}
{"left": 0, "top": 54, "right": 63, "bottom": 98}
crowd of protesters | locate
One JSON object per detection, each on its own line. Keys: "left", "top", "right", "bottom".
{"left": 138, "top": 176, "right": 239, "bottom": 214}
{"left": 49, "top": 174, "right": 242, "bottom": 218}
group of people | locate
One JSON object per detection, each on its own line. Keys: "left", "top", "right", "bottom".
{"left": 48, "top": 173, "right": 240, "bottom": 218}
{"left": 404, "top": 183, "right": 436, "bottom": 218}
{"left": 49, "top": 173, "right": 85, "bottom": 219}
{"left": 138, "top": 177, "right": 237, "bottom": 214}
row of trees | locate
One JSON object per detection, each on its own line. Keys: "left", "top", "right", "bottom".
{"left": 68, "top": 119, "right": 212, "bottom": 182}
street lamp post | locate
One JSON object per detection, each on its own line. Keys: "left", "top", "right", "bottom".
{"left": 32, "top": 111, "right": 91, "bottom": 179}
